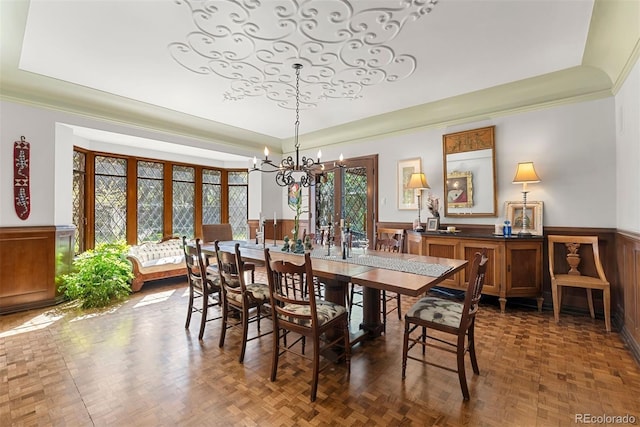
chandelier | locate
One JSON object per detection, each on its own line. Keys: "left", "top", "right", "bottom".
{"left": 251, "top": 63, "right": 328, "bottom": 187}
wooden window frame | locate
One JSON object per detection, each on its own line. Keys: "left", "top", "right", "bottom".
{"left": 75, "top": 148, "right": 240, "bottom": 250}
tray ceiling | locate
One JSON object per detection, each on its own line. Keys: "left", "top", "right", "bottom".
{"left": 4, "top": 0, "right": 633, "bottom": 155}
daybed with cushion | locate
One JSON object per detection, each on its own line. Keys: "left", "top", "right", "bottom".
{"left": 127, "top": 237, "right": 187, "bottom": 291}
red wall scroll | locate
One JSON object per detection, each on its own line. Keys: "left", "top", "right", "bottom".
{"left": 14, "top": 136, "right": 31, "bottom": 220}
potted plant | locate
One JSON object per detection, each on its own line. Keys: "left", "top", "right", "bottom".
{"left": 59, "top": 241, "right": 134, "bottom": 308}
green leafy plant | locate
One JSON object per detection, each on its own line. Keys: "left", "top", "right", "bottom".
{"left": 59, "top": 241, "right": 133, "bottom": 308}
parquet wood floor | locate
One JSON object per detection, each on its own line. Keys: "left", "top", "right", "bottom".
{"left": 2, "top": 271, "right": 639, "bottom": 426}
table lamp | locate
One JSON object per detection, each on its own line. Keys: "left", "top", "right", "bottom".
{"left": 512, "top": 162, "right": 541, "bottom": 237}
{"left": 407, "top": 172, "right": 430, "bottom": 231}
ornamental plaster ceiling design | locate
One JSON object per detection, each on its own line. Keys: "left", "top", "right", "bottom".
{"left": 3, "top": 0, "right": 634, "bottom": 156}
{"left": 169, "top": 0, "right": 437, "bottom": 110}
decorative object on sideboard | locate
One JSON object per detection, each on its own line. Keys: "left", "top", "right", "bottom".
{"left": 505, "top": 200, "right": 544, "bottom": 236}
{"left": 426, "top": 194, "right": 440, "bottom": 231}
{"left": 512, "top": 162, "right": 541, "bottom": 237}
{"left": 426, "top": 194, "right": 440, "bottom": 219}
{"left": 14, "top": 136, "right": 31, "bottom": 220}
{"left": 406, "top": 172, "right": 430, "bottom": 231}
{"left": 426, "top": 217, "right": 440, "bottom": 232}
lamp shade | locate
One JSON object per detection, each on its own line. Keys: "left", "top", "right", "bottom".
{"left": 512, "top": 162, "right": 541, "bottom": 184}
{"left": 407, "top": 172, "right": 430, "bottom": 189}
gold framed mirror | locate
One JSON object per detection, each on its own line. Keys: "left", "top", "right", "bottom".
{"left": 443, "top": 126, "right": 497, "bottom": 217}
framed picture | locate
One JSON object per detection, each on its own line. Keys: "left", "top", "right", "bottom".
{"left": 426, "top": 217, "right": 440, "bottom": 232}
{"left": 505, "top": 201, "right": 543, "bottom": 236}
{"left": 446, "top": 171, "right": 473, "bottom": 208}
{"left": 397, "top": 157, "right": 422, "bottom": 210}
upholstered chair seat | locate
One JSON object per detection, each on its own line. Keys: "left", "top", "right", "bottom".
{"left": 405, "top": 297, "right": 464, "bottom": 329}
{"left": 280, "top": 301, "right": 347, "bottom": 327}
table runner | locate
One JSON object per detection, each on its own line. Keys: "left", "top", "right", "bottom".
{"left": 233, "top": 241, "right": 453, "bottom": 278}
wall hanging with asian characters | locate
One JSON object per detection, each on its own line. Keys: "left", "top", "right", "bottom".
{"left": 14, "top": 136, "right": 31, "bottom": 220}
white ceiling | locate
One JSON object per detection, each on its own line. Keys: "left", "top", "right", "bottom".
{"left": 2, "top": 0, "right": 636, "bottom": 155}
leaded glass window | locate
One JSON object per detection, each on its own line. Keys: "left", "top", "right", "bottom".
{"left": 137, "top": 161, "right": 164, "bottom": 243}
{"left": 228, "top": 171, "right": 248, "bottom": 240}
{"left": 202, "top": 169, "right": 221, "bottom": 224}
{"left": 343, "top": 167, "right": 367, "bottom": 239}
{"left": 72, "top": 150, "right": 86, "bottom": 254}
{"left": 316, "top": 172, "right": 335, "bottom": 227}
{"left": 314, "top": 156, "right": 375, "bottom": 243}
{"left": 94, "top": 156, "right": 127, "bottom": 244}
{"left": 173, "top": 165, "right": 195, "bottom": 238}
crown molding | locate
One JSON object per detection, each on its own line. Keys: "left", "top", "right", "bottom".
{"left": 612, "top": 39, "right": 640, "bottom": 95}
{"left": 283, "top": 65, "right": 613, "bottom": 152}
{"left": 583, "top": 0, "right": 640, "bottom": 94}
{"left": 0, "top": 82, "right": 279, "bottom": 155}
{"left": 2, "top": 0, "right": 635, "bottom": 157}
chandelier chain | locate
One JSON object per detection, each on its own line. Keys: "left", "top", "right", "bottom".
{"left": 294, "top": 64, "right": 300, "bottom": 149}
{"left": 251, "top": 62, "right": 341, "bottom": 188}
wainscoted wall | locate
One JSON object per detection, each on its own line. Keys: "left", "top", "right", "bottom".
{"left": 616, "top": 231, "right": 640, "bottom": 363}
{"left": 248, "top": 219, "right": 310, "bottom": 242}
{"left": 0, "top": 226, "right": 75, "bottom": 314}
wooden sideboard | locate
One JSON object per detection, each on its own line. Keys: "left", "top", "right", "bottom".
{"left": 406, "top": 230, "right": 543, "bottom": 313}
{"left": 0, "top": 225, "right": 75, "bottom": 314}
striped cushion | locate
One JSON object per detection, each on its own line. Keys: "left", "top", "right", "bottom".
{"left": 406, "top": 296, "right": 463, "bottom": 328}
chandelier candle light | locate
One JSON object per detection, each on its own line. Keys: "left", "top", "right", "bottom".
{"left": 407, "top": 172, "right": 430, "bottom": 231}
{"left": 251, "top": 63, "right": 325, "bottom": 187}
{"left": 512, "top": 161, "right": 541, "bottom": 237}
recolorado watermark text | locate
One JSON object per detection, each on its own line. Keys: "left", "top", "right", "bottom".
{"left": 575, "top": 414, "right": 637, "bottom": 424}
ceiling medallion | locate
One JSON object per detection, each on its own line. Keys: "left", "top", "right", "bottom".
{"left": 169, "top": 0, "right": 439, "bottom": 109}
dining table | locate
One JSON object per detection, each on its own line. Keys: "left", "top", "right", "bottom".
{"left": 199, "top": 240, "right": 467, "bottom": 345}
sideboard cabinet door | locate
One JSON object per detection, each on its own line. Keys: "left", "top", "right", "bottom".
{"left": 425, "top": 237, "right": 462, "bottom": 289}
{"left": 506, "top": 240, "right": 543, "bottom": 312}
{"left": 459, "top": 240, "right": 503, "bottom": 298}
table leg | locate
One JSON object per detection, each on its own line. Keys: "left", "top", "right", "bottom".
{"left": 360, "top": 286, "right": 384, "bottom": 338}
{"left": 322, "top": 277, "right": 347, "bottom": 307}
{"left": 322, "top": 279, "right": 383, "bottom": 346}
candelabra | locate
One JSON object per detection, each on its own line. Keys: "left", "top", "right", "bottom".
{"left": 272, "top": 221, "right": 277, "bottom": 247}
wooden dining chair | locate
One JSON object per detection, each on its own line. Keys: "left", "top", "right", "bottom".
{"left": 402, "top": 249, "right": 488, "bottom": 400}
{"left": 215, "top": 241, "right": 271, "bottom": 363}
{"left": 264, "top": 248, "right": 350, "bottom": 402}
{"left": 202, "top": 223, "right": 256, "bottom": 282}
{"left": 183, "top": 237, "right": 222, "bottom": 340}
{"left": 548, "top": 235, "right": 611, "bottom": 332}
{"left": 349, "top": 227, "right": 404, "bottom": 332}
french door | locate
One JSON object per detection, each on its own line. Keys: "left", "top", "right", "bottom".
{"left": 312, "top": 155, "right": 377, "bottom": 243}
